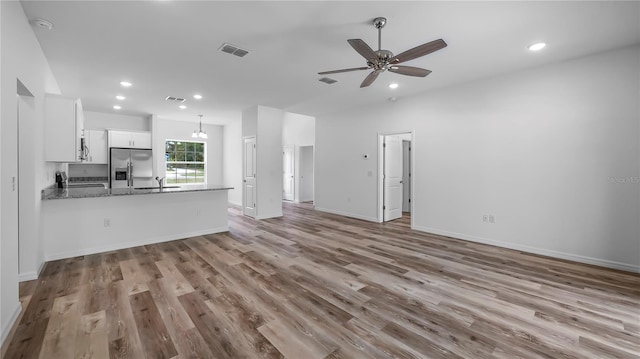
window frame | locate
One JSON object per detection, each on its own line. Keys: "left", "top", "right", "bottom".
{"left": 164, "top": 139, "right": 207, "bottom": 186}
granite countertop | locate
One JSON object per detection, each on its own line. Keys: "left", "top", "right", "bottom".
{"left": 42, "top": 184, "right": 233, "bottom": 200}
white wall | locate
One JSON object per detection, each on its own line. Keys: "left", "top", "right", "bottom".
{"left": 315, "top": 45, "right": 640, "bottom": 272}
{"left": 152, "top": 117, "right": 223, "bottom": 187}
{"left": 282, "top": 112, "right": 315, "bottom": 146}
{"left": 256, "top": 106, "right": 284, "bottom": 219}
{"left": 223, "top": 118, "right": 242, "bottom": 206}
{"left": 84, "top": 110, "right": 150, "bottom": 131}
{"left": 242, "top": 105, "right": 284, "bottom": 219}
{"left": 299, "top": 146, "right": 314, "bottom": 202}
{"left": 0, "top": 0, "right": 61, "bottom": 344}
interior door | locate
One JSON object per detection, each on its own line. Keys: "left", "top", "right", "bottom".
{"left": 384, "top": 135, "right": 403, "bottom": 221}
{"left": 402, "top": 140, "right": 411, "bottom": 212}
{"left": 282, "top": 145, "right": 294, "bottom": 201}
{"left": 243, "top": 137, "right": 257, "bottom": 217}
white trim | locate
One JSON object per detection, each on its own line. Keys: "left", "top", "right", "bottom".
{"left": 18, "top": 260, "right": 46, "bottom": 282}
{"left": 413, "top": 225, "right": 640, "bottom": 273}
{"left": 314, "top": 207, "right": 379, "bottom": 223}
{"left": 1, "top": 302, "right": 22, "bottom": 347}
{"left": 228, "top": 200, "right": 242, "bottom": 207}
{"left": 45, "top": 226, "right": 228, "bottom": 262}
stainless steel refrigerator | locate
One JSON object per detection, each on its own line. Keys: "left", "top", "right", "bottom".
{"left": 109, "top": 148, "right": 153, "bottom": 189}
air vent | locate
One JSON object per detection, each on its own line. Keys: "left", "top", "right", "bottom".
{"left": 219, "top": 43, "right": 249, "bottom": 57}
{"left": 165, "top": 96, "right": 186, "bottom": 103}
{"left": 319, "top": 77, "right": 338, "bottom": 84}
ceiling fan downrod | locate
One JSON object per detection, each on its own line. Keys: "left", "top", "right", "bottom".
{"left": 373, "top": 17, "right": 386, "bottom": 51}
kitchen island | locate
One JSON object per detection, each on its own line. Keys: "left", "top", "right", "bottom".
{"left": 41, "top": 185, "right": 233, "bottom": 261}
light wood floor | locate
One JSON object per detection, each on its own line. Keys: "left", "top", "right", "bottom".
{"left": 3, "top": 202, "right": 639, "bottom": 358}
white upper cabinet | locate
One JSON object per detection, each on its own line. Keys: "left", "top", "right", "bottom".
{"left": 130, "top": 131, "right": 152, "bottom": 148}
{"left": 45, "top": 95, "right": 85, "bottom": 162}
{"left": 108, "top": 130, "right": 151, "bottom": 149}
{"left": 86, "top": 130, "right": 107, "bottom": 164}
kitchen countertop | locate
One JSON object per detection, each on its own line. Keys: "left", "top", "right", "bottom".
{"left": 42, "top": 184, "right": 233, "bottom": 200}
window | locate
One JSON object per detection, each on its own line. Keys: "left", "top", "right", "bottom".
{"left": 165, "top": 140, "right": 205, "bottom": 184}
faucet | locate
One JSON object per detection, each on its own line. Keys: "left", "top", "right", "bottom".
{"left": 155, "top": 176, "right": 165, "bottom": 190}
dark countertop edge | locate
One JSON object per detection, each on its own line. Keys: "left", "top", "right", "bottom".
{"left": 42, "top": 186, "right": 234, "bottom": 201}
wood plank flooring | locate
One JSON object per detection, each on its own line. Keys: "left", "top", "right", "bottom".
{"left": 3, "top": 202, "right": 639, "bottom": 358}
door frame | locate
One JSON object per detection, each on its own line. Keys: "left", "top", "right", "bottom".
{"left": 377, "top": 130, "right": 414, "bottom": 226}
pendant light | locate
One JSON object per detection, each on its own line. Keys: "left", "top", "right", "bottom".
{"left": 192, "top": 114, "right": 208, "bottom": 139}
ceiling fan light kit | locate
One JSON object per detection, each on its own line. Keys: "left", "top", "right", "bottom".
{"left": 319, "top": 17, "right": 447, "bottom": 88}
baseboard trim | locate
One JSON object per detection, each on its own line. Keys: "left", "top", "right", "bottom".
{"left": 18, "top": 271, "right": 37, "bottom": 282}
{"left": 18, "top": 261, "right": 46, "bottom": 282}
{"left": 413, "top": 225, "right": 640, "bottom": 273}
{"left": 228, "top": 200, "right": 242, "bottom": 207}
{"left": 1, "top": 301, "right": 22, "bottom": 348}
{"left": 314, "top": 207, "right": 378, "bottom": 223}
{"left": 45, "top": 226, "right": 229, "bottom": 262}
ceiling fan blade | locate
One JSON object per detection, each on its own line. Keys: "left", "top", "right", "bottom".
{"left": 360, "top": 70, "right": 382, "bottom": 88}
{"left": 318, "top": 67, "right": 369, "bottom": 75}
{"left": 390, "top": 39, "right": 447, "bottom": 64}
{"left": 388, "top": 65, "right": 432, "bottom": 77}
{"left": 347, "top": 39, "right": 379, "bottom": 65}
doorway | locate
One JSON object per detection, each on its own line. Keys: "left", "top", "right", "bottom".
{"left": 282, "top": 145, "right": 294, "bottom": 201}
{"left": 17, "top": 80, "right": 36, "bottom": 278}
{"left": 378, "top": 132, "right": 413, "bottom": 223}
{"left": 243, "top": 137, "right": 256, "bottom": 218}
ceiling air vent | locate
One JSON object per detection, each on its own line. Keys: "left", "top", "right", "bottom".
{"left": 319, "top": 77, "right": 338, "bottom": 84}
{"left": 165, "top": 96, "right": 186, "bottom": 103}
{"left": 219, "top": 43, "right": 249, "bottom": 58}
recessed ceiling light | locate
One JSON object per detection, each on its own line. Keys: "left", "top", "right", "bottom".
{"left": 179, "top": 105, "right": 187, "bottom": 109}
{"left": 528, "top": 42, "right": 546, "bottom": 51}
{"left": 113, "top": 105, "right": 121, "bottom": 110}
{"left": 115, "top": 95, "right": 126, "bottom": 100}
{"left": 389, "top": 83, "right": 399, "bottom": 89}
{"left": 120, "top": 81, "right": 132, "bottom": 87}
{"left": 193, "top": 94, "right": 203, "bottom": 100}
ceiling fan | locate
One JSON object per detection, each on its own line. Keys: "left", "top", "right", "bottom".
{"left": 319, "top": 17, "right": 447, "bottom": 88}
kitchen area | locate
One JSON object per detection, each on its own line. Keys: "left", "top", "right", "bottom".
{"left": 40, "top": 95, "right": 232, "bottom": 263}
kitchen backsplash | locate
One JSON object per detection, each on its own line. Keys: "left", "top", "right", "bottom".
{"left": 68, "top": 163, "right": 108, "bottom": 178}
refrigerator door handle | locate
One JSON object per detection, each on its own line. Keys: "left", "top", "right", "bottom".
{"left": 127, "top": 162, "right": 132, "bottom": 187}
{"left": 130, "top": 162, "right": 134, "bottom": 187}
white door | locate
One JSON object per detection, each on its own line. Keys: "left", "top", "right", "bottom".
{"left": 402, "top": 140, "right": 411, "bottom": 212}
{"left": 384, "top": 135, "right": 403, "bottom": 221}
{"left": 243, "top": 137, "right": 257, "bottom": 217}
{"left": 283, "top": 145, "right": 294, "bottom": 201}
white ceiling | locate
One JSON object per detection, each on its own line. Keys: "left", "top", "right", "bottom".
{"left": 20, "top": 1, "right": 640, "bottom": 124}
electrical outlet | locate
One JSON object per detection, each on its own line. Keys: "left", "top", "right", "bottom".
{"left": 483, "top": 214, "right": 488, "bottom": 222}
{"left": 104, "top": 218, "right": 111, "bottom": 227}
{"left": 489, "top": 215, "right": 495, "bottom": 223}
